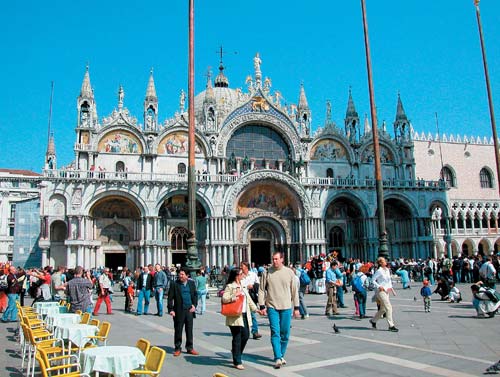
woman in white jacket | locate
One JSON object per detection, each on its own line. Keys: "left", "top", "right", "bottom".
{"left": 222, "top": 268, "right": 258, "bottom": 370}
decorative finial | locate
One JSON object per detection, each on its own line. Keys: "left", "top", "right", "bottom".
{"left": 179, "top": 89, "right": 186, "bottom": 112}
{"left": 326, "top": 100, "right": 332, "bottom": 123}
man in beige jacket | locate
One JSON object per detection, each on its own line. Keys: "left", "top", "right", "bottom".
{"left": 258, "top": 251, "right": 300, "bottom": 369}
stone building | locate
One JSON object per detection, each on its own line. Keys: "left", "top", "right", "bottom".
{"left": 37, "top": 55, "right": 446, "bottom": 271}
{"left": 414, "top": 132, "right": 500, "bottom": 257}
{"left": 0, "top": 169, "right": 41, "bottom": 263}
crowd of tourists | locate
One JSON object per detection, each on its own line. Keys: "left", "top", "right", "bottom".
{"left": 1, "top": 251, "right": 499, "bottom": 371}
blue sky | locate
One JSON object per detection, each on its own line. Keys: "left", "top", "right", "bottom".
{"left": 0, "top": 0, "right": 498, "bottom": 171}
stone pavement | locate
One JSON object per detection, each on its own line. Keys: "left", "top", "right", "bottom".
{"left": 2, "top": 282, "right": 499, "bottom": 377}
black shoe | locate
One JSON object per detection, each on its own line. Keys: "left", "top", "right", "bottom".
{"left": 252, "top": 333, "right": 262, "bottom": 340}
{"left": 369, "top": 319, "right": 376, "bottom": 329}
{"left": 388, "top": 326, "right": 399, "bottom": 332}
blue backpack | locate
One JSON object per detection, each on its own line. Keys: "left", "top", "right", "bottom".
{"left": 299, "top": 270, "right": 311, "bottom": 286}
{"left": 352, "top": 275, "right": 365, "bottom": 293}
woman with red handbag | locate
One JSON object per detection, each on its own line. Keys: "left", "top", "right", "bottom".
{"left": 221, "top": 268, "right": 258, "bottom": 370}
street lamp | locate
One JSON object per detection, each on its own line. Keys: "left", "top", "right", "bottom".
{"left": 360, "top": 0, "right": 388, "bottom": 259}
{"left": 473, "top": 0, "right": 500, "bottom": 195}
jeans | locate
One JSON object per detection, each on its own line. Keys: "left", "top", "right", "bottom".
{"left": 299, "top": 286, "right": 308, "bottom": 316}
{"left": 137, "top": 288, "right": 151, "bottom": 314}
{"left": 196, "top": 290, "right": 207, "bottom": 314}
{"left": 2, "top": 293, "right": 19, "bottom": 322}
{"left": 267, "top": 307, "right": 292, "bottom": 361}
{"left": 355, "top": 291, "right": 367, "bottom": 317}
{"left": 250, "top": 310, "right": 259, "bottom": 334}
{"left": 337, "top": 285, "right": 345, "bottom": 307}
{"left": 155, "top": 287, "right": 164, "bottom": 315}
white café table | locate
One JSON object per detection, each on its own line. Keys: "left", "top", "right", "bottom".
{"left": 46, "top": 313, "right": 81, "bottom": 329}
{"left": 81, "top": 346, "right": 146, "bottom": 377}
{"left": 54, "top": 323, "right": 98, "bottom": 348}
{"left": 33, "top": 301, "right": 62, "bottom": 316}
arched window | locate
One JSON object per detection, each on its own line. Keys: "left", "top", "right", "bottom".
{"left": 326, "top": 168, "right": 334, "bottom": 178}
{"left": 328, "top": 226, "right": 344, "bottom": 248}
{"left": 171, "top": 227, "right": 189, "bottom": 251}
{"left": 441, "top": 166, "right": 455, "bottom": 188}
{"left": 115, "top": 161, "right": 125, "bottom": 172}
{"left": 178, "top": 163, "right": 186, "bottom": 174}
{"left": 480, "top": 168, "right": 493, "bottom": 188}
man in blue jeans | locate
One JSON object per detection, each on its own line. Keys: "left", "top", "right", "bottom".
{"left": 153, "top": 264, "right": 168, "bottom": 316}
{"left": 258, "top": 251, "right": 299, "bottom": 369}
{"left": 1, "top": 266, "right": 23, "bottom": 322}
{"left": 136, "top": 265, "right": 153, "bottom": 315}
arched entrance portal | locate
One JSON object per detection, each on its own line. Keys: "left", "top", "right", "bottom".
{"left": 90, "top": 196, "right": 141, "bottom": 270}
{"left": 247, "top": 220, "right": 285, "bottom": 267}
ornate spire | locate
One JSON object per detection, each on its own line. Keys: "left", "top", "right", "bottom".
{"left": 205, "top": 68, "right": 215, "bottom": 102}
{"left": 364, "top": 114, "right": 371, "bottom": 134}
{"left": 253, "top": 52, "right": 262, "bottom": 87}
{"left": 345, "top": 87, "right": 358, "bottom": 118}
{"left": 145, "top": 68, "right": 157, "bottom": 100}
{"left": 80, "top": 65, "right": 93, "bottom": 99}
{"left": 298, "top": 83, "right": 309, "bottom": 110}
{"left": 395, "top": 93, "right": 408, "bottom": 121}
{"left": 214, "top": 61, "right": 229, "bottom": 88}
{"left": 45, "top": 132, "right": 56, "bottom": 169}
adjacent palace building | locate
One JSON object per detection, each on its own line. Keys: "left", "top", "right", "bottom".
{"left": 2, "top": 55, "right": 499, "bottom": 270}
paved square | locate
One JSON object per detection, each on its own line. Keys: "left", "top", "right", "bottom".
{"left": 3, "top": 282, "right": 498, "bottom": 376}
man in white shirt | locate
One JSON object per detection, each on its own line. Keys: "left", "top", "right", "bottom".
{"left": 369, "top": 257, "right": 398, "bottom": 332}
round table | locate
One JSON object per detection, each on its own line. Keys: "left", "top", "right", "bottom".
{"left": 33, "top": 301, "right": 61, "bottom": 315}
{"left": 54, "top": 323, "right": 98, "bottom": 347}
{"left": 81, "top": 346, "right": 146, "bottom": 377}
{"left": 47, "top": 313, "right": 81, "bottom": 329}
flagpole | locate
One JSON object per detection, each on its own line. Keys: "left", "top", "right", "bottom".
{"left": 360, "top": 0, "right": 388, "bottom": 259}
{"left": 473, "top": 0, "right": 500, "bottom": 195}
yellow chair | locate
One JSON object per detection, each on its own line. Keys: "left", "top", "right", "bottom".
{"left": 35, "top": 352, "right": 90, "bottom": 377}
{"left": 66, "top": 303, "right": 71, "bottom": 311}
{"left": 80, "top": 312, "right": 91, "bottom": 324}
{"left": 135, "top": 338, "right": 151, "bottom": 357}
{"left": 22, "top": 323, "right": 64, "bottom": 377}
{"left": 75, "top": 310, "right": 83, "bottom": 315}
{"left": 129, "top": 346, "right": 166, "bottom": 377}
{"left": 72, "top": 321, "right": 111, "bottom": 355}
{"left": 89, "top": 319, "right": 100, "bottom": 327}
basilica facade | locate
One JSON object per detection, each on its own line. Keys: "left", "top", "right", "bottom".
{"left": 38, "top": 55, "right": 447, "bottom": 271}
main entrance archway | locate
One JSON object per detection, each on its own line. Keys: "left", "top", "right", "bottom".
{"left": 244, "top": 218, "right": 288, "bottom": 267}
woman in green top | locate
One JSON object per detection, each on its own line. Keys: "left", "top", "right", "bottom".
{"left": 194, "top": 270, "right": 207, "bottom": 314}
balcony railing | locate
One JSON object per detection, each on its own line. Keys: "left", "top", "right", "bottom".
{"left": 43, "top": 169, "right": 445, "bottom": 190}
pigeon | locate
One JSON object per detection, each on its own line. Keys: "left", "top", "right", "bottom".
{"left": 413, "top": 296, "right": 417, "bottom": 301}
{"left": 333, "top": 323, "right": 340, "bottom": 334}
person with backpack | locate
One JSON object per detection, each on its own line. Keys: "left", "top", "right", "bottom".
{"left": 351, "top": 269, "right": 368, "bottom": 319}
{"left": 470, "top": 283, "right": 500, "bottom": 318}
{"left": 296, "top": 264, "right": 310, "bottom": 319}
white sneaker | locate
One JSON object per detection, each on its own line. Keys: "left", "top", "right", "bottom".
{"left": 281, "top": 358, "right": 287, "bottom": 365}
{"left": 274, "top": 359, "right": 282, "bottom": 369}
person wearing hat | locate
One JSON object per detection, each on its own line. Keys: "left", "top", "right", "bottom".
{"left": 420, "top": 279, "right": 432, "bottom": 312}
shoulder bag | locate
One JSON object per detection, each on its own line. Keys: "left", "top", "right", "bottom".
{"left": 221, "top": 293, "right": 244, "bottom": 316}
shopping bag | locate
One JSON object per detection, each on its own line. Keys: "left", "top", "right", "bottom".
{"left": 221, "top": 294, "right": 244, "bottom": 316}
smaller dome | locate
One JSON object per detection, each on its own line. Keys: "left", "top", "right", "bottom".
{"left": 214, "top": 64, "right": 229, "bottom": 88}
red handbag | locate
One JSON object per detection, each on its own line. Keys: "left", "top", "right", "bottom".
{"left": 221, "top": 294, "right": 244, "bottom": 316}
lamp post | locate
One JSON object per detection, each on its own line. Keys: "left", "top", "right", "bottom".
{"left": 473, "top": 0, "right": 500, "bottom": 195}
{"left": 185, "top": 0, "right": 201, "bottom": 272}
{"left": 360, "top": 0, "right": 388, "bottom": 259}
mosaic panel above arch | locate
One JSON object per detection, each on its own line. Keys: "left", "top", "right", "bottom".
{"left": 361, "top": 144, "right": 394, "bottom": 163}
{"left": 158, "top": 132, "right": 205, "bottom": 156}
{"left": 310, "top": 139, "right": 348, "bottom": 161}
{"left": 237, "top": 182, "right": 297, "bottom": 219}
{"left": 98, "top": 131, "right": 142, "bottom": 154}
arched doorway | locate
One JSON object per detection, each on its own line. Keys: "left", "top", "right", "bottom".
{"left": 49, "top": 220, "right": 67, "bottom": 267}
{"left": 383, "top": 198, "right": 415, "bottom": 259}
{"left": 325, "top": 196, "right": 364, "bottom": 259}
{"left": 90, "top": 196, "right": 141, "bottom": 269}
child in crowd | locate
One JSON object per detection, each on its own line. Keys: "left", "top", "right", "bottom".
{"left": 126, "top": 280, "right": 135, "bottom": 313}
{"left": 420, "top": 279, "right": 432, "bottom": 313}
{"left": 449, "top": 282, "right": 462, "bottom": 303}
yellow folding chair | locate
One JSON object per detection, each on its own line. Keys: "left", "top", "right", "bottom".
{"left": 129, "top": 346, "right": 166, "bottom": 377}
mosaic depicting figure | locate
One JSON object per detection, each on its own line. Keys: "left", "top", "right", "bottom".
{"left": 361, "top": 145, "right": 394, "bottom": 163}
{"left": 237, "top": 184, "right": 295, "bottom": 218}
{"left": 99, "top": 132, "right": 140, "bottom": 154}
{"left": 310, "top": 139, "right": 347, "bottom": 161}
{"left": 161, "top": 132, "right": 203, "bottom": 156}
